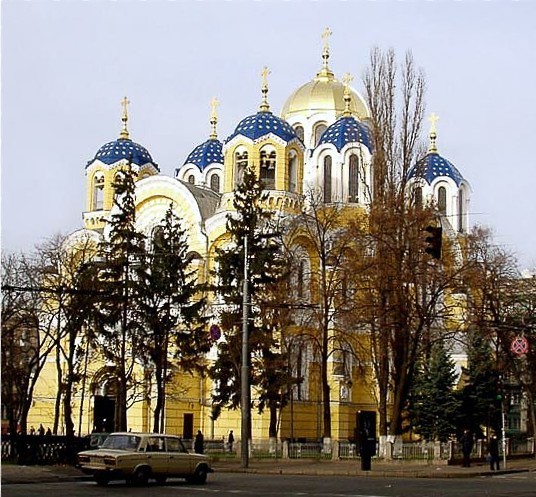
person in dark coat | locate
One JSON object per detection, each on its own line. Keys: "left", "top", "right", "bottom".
{"left": 489, "top": 434, "right": 500, "bottom": 470}
{"left": 227, "top": 430, "right": 235, "bottom": 453}
{"left": 194, "top": 430, "right": 204, "bottom": 454}
{"left": 460, "top": 429, "right": 474, "bottom": 467}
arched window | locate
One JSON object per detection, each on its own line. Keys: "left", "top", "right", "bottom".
{"left": 210, "top": 173, "right": 220, "bottom": 193}
{"left": 93, "top": 173, "right": 105, "bottom": 210}
{"left": 323, "top": 156, "right": 332, "bottom": 203}
{"left": 288, "top": 151, "right": 297, "bottom": 192}
{"left": 112, "top": 172, "right": 125, "bottom": 201}
{"left": 260, "top": 148, "right": 276, "bottom": 189}
{"left": 297, "top": 259, "right": 306, "bottom": 298}
{"left": 348, "top": 154, "right": 359, "bottom": 203}
{"left": 234, "top": 150, "right": 248, "bottom": 187}
{"left": 152, "top": 226, "right": 165, "bottom": 254}
{"left": 438, "top": 186, "right": 447, "bottom": 214}
{"left": 414, "top": 186, "right": 423, "bottom": 209}
{"left": 314, "top": 123, "right": 327, "bottom": 147}
{"left": 294, "top": 124, "right": 304, "bottom": 142}
{"left": 188, "top": 174, "right": 195, "bottom": 185}
{"left": 290, "top": 340, "right": 309, "bottom": 400}
{"left": 458, "top": 188, "right": 464, "bottom": 232}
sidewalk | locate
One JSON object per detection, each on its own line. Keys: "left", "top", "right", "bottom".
{"left": 2, "top": 456, "right": 535, "bottom": 485}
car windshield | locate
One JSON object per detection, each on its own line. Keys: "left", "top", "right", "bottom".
{"left": 100, "top": 434, "right": 141, "bottom": 451}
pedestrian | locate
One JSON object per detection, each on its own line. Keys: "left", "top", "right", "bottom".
{"left": 460, "top": 429, "right": 474, "bottom": 467}
{"left": 489, "top": 434, "right": 500, "bottom": 470}
{"left": 37, "top": 424, "right": 45, "bottom": 437}
{"left": 194, "top": 430, "right": 204, "bottom": 454}
{"left": 227, "top": 430, "right": 234, "bottom": 453}
{"left": 45, "top": 427, "right": 52, "bottom": 436}
{"left": 29, "top": 426, "right": 36, "bottom": 435}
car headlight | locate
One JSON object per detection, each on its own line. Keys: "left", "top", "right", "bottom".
{"left": 78, "top": 455, "right": 90, "bottom": 463}
{"left": 103, "top": 457, "right": 117, "bottom": 466}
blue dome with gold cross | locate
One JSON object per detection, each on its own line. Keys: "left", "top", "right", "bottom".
{"left": 87, "top": 97, "right": 158, "bottom": 170}
{"left": 407, "top": 116, "right": 464, "bottom": 186}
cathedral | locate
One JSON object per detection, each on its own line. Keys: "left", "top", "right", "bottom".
{"left": 30, "top": 32, "right": 471, "bottom": 443}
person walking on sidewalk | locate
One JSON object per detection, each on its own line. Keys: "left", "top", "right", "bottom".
{"left": 489, "top": 434, "right": 500, "bottom": 470}
{"left": 227, "top": 430, "right": 234, "bottom": 453}
{"left": 194, "top": 430, "right": 204, "bottom": 454}
{"left": 460, "top": 429, "right": 474, "bottom": 467}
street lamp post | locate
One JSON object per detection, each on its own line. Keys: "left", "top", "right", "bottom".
{"left": 241, "top": 236, "right": 250, "bottom": 468}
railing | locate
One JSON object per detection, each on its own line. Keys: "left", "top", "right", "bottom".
{"left": 1, "top": 435, "right": 89, "bottom": 465}
{"left": 3, "top": 435, "right": 534, "bottom": 465}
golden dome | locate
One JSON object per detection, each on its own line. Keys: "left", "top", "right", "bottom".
{"left": 281, "top": 68, "right": 370, "bottom": 121}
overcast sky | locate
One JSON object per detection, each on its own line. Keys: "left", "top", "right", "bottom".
{"left": 2, "top": 0, "right": 535, "bottom": 269}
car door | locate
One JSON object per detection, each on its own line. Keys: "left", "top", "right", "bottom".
{"left": 145, "top": 435, "right": 168, "bottom": 475}
{"left": 165, "top": 436, "right": 191, "bottom": 476}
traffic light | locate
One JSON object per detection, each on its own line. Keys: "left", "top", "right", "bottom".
{"left": 424, "top": 225, "right": 442, "bottom": 259}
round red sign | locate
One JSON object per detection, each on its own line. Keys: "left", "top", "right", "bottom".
{"left": 510, "top": 336, "right": 529, "bottom": 356}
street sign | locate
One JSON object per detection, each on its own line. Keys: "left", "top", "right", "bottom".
{"left": 510, "top": 336, "right": 529, "bottom": 356}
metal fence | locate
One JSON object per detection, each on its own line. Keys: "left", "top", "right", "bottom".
{"left": 1, "top": 435, "right": 89, "bottom": 465}
{"left": 3, "top": 435, "right": 533, "bottom": 466}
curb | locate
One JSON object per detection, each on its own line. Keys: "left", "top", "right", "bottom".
{"left": 212, "top": 465, "right": 532, "bottom": 479}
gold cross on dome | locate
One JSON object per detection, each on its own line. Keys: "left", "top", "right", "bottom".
{"left": 210, "top": 97, "right": 219, "bottom": 119}
{"left": 121, "top": 96, "right": 130, "bottom": 118}
{"left": 428, "top": 112, "right": 439, "bottom": 134}
{"left": 322, "top": 27, "right": 332, "bottom": 51}
{"left": 342, "top": 72, "right": 353, "bottom": 90}
{"left": 120, "top": 96, "right": 130, "bottom": 139}
{"left": 261, "top": 66, "right": 271, "bottom": 87}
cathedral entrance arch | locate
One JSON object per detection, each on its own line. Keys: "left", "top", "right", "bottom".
{"left": 91, "top": 367, "right": 119, "bottom": 433}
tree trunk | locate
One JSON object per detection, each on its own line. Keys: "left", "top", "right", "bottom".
{"left": 269, "top": 403, "right": 278, "bottom": 438}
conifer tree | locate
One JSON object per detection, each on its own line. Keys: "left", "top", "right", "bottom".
{"left": 408, "top": 341, "right": 460, "bottom": 441}
{"left": 95, "top": 163, "right": 146, "bottom": 432}
{"left": 456, "top": 330, "right": 501, "bottom": 438}
{"left": 134, "top": 204, "right": 211, "bottom": 433}
{"left": 210, "top": 167, "right": 290, "bottom": 437}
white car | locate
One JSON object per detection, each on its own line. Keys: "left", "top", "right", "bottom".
{"left": 77, "top": 432, "right": 213, "bottom": 486}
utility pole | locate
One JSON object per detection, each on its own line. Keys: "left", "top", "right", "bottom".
{"left": 241, "top": 236, "right": 250, "bottom": 468}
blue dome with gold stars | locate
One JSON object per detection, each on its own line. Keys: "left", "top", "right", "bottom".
{"left": 89, "top": 138, "right": 157, "bottom": 169}
{"left": 226, "top": 112, "right": 298, "bottom": 143}
{"left": 318, "top": 116, "right": 372, "bottom": 153}
{"left": 184, "top": 138, "right": 223, "bottom": 170}
{"left": 408, "top": 152, "right": 464, "bottom": 186}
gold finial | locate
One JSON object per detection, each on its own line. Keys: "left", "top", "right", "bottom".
{"left": 120, "top": 96, "right": 130, "bottom": 140}
{"left": 259, "top": 66, "right": 271, "bottom": 113}
{"left": 317, "top": 27, "right": 334, "bottom": 79}
{"left": 209, "top": 97, "right": 219, "bottom": 139}
{"left": 342, "top": 72, "right": 353, "bottom": 117}
{"left": 428, "top": 112, "right": 439, "bottom": 153}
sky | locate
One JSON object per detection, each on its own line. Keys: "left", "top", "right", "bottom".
{"left": 2, "top": 0, "right": 535, "bottom": 269}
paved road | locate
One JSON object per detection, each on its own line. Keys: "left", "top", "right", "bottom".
{"left": 3, "top": 472, "right": 536, "bottom": 497}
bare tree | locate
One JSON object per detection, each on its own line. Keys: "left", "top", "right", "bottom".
{"left": 463, "top": 226, "right": 535, "bottom": 436}
{"left": 285, "top": 189, "right": 360, "bottom": 440}
{"left": 1, "top": 250, "right": 56, "bottom": 434}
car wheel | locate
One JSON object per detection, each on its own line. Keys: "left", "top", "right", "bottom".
{"left": 155, "top": 475, "right": 167, "bottom": 484}
{"left": 132, "top": 466, "right": 150, "bottom": 486}
{"left": 94, "top": 474, "right": 109, "bottom": 486}
{"left": 192, "top": 465, "right": 208, "bottom": 485}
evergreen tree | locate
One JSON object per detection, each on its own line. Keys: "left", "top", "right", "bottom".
{"left": 408, "top": 341, "right": 460, "bottom": 441}
{"left": 456, "top": 330, "right": 501, "bottom": 438}
{"left": 210, "top": 167, "right": 290, "bottom": 437}
{"left": 95, "top": 163, "right": 146, "bottom": 431}
{"left": 134, "top": 204, "right": 211, "bottom": 433}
